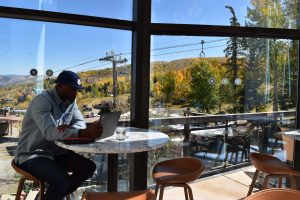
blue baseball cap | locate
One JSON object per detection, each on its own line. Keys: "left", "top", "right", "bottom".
{"left": 55, "top": 70, "right": 84, "bottom": 90}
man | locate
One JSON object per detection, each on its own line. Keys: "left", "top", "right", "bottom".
{"left": 15, "top": 70, "right": 102, "bottom": 200}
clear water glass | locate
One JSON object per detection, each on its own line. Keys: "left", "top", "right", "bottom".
{"left": 115, "top": 127, "right": 126, "bottom": 141}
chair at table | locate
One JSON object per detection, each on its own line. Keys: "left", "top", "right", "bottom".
{"left": 245, "top": 188, "right": 300, "bottom": 200}
{"left": 152, "top": 157, "right": 204, "bottom": 200}
{"left": 224, "top": 122, "right": 252, "bottom": 164}
{"left": 11, "top": 159, "right": 70, "bottom": 200}
{"left": 247, "top": 152, "right": 300, "bottom": 196}
{"left": 225, "top": 135, "right": 250, "bottom": 164}
{"left": 81, "top": 189, "right": 155, "bottom": 200}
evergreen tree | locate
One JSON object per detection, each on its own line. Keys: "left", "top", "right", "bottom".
{"left": 224, "top": 5, "right": 245, "bottom": 112}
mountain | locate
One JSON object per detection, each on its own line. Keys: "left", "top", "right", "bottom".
{"left": 0, "top": 57, "right": 227, "bottom": 87}
{"left": 0, "top": 75, "right": 32, "bottom": 87}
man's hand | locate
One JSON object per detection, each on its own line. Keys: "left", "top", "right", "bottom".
{"left": 57, "top": 124, "right": 71, "bottom": 133}
{"left": 78, "top": 121, "right": 103, "bottom": 139}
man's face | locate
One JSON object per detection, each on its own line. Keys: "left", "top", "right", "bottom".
{"left": 57, "top": 84, "right": 78, "bottom": 103}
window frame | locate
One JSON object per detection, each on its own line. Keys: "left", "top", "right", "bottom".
{"left": 1, "top": 0, "right": 300, "bottom": 190}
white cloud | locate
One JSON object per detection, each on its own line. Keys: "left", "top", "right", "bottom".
{"left": 173, "top": 1, "right": 203, "bottom": 23}
{"left": 39, "top": 0, "right": 55, "bottom": 10}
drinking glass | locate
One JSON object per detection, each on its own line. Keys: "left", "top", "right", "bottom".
{"left": 115, "top": 127, "right": 126, "bottom": 141}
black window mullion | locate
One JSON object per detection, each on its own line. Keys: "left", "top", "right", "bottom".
{"left": 130, "top": 0, "right": 151, "bottom": 191}
{"left": 0, "top": 6, "right": 134, "bottom": 30}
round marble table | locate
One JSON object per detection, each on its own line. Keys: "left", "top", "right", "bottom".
{"left": 56, "top": 127, "right": 169, "bottom": 192}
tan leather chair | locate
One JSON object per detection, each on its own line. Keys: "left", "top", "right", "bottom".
{"left": 11, "top": 159, "right": 70, "bottom": 200}
{"left": 81, "top": 189, "right": 155, "bottom": 200}
{"left": 245, "top": 188, "right": 300, "bottom": 200}
{"left": 152, "top": 157, "right": 204, "bottom": 200}
{"left": 247, "top": 152, "right": 300, "bottom": 196}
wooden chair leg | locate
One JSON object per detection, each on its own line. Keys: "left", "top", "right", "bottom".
{"left": 262, "top": 174, "right": 272, "bottom": 189}
{"left": 15, "top": 177, "right": 26, "bottom": 200}
{"left": 247, "top": 170, "right": 259, "bottom": 196}
{"left": 39, "top": 181, "right": 45, "bottom": 200}
{"left": 183, "top": 185, "right": 189, "bottom": 200}
{"left": 186, "top": 184, "right": 194, "bottom": 200}
{"left": 158, "top": 184, "right": 166, "bottom": 200}
{"left": 154, "top": 183, "right": 159, "bottom": 200}
{"left": 278, "top": 177, "right": 282, "bottom": 188}
{"left": 289, "top": 175, "right": 296, "bottom": 189}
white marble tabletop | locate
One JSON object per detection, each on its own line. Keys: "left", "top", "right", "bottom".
{"left": 56, "top": 127, "right": 169, "bottom": 154}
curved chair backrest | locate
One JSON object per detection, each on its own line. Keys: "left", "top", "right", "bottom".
{"left": 153, "top": 157, "right": 205, "bottom": 183}
{"left": 249, "top": 152, "right": 298, "bottom": 175}
{"left": 81, "top": 189, "right": 155, "bottom": 200}
{"left": 245, "top": 188, "right": 300, "bottom": 200}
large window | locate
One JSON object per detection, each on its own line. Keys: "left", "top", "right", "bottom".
{"left": 0, "top": 0, "right": 299, "bottom": 196}
{"left": 148, "top": 35, "right": 297, "bottom": 177}
{"left": 152, "top": 0, "right": 299, "bottom": 29}
{"left": 0, "top": 17, "right": 131, "bottom": 194}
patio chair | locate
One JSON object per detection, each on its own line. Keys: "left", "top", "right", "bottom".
{"left": 11, "top": 159, "right": 70, "bottom": 200}
{"left": 225, "top": 134, "right": 250, "bottom": 164}
{"left": 152, "top": 157, "right": 204, "bottom": 200}
{"left": 245, "top": 188, "right": 300, "bottom": 200}
{"left": 81, "top": 189, "right": 155, "bottom": 200}
{"left": 247, "top": 152, "right": 300, "bottom": 196}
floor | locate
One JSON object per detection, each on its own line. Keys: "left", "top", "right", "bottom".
{"left": 155, "top": 166, "right": 258, "bottom": 200}
{"left": 1, "top": 165, "right": 261, "bottom": 200}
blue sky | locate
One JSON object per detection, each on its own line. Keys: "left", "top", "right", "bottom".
{"left": 0, "top": 0, "right": 252, "bottom": 75}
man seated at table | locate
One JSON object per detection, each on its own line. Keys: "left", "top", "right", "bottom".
{"left": 15, "top": 70, "right": 103, "bottom": 200}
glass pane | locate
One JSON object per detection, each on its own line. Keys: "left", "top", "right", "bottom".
{"left": 148, "top": 35, "right": 297, "bottom": 183}
{"left": 0, "top": 0, "right": 132, "bottom": 20}
{"left": 152, "top": 0, "right": 299, "bottom": 29}
{"left": 0, "top": 17, "right": 131, "bottom": 195}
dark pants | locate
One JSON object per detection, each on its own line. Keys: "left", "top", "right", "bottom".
{"left": 19, "top": 151, "right": 96, "bottom": 200}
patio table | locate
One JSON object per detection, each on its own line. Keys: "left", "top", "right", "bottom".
{"left": 56, "top": 127, "right": 169, "bottom": 192}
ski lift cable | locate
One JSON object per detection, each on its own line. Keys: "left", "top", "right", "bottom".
{"left": 46, "top": 38, "right": 227, "bottom": 73}
{"left": 11, "top": 38, "right": 228, "bottom": 87}
{"left": 10, "top": 60, "right": 110, "bottom": 86}
{"left": 153, "top": 44, "right": 227, "bottom": 57}
{"left": 152, "top": 38, "right": 227, "bottom": 52}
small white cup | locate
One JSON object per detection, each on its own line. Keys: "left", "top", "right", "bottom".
{"left": 115, "top": 127, "right": 126, "bottom": 141}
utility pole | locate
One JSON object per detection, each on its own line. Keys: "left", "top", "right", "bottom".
{"left": 99, "top": 50, "right": 127, "bottom": 109}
